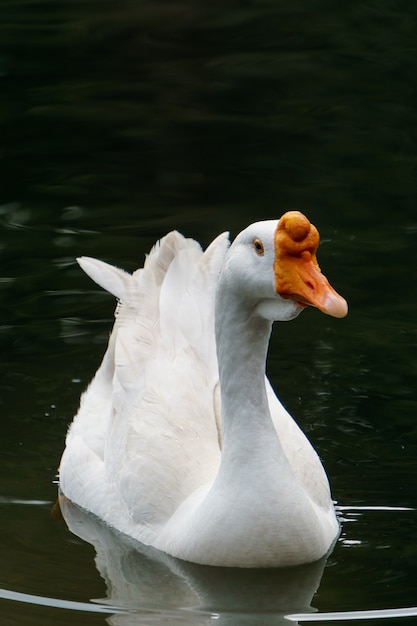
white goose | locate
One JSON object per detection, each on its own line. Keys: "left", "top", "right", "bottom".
{"left": 59, "top": 211, "right": 347, "bottom": 568}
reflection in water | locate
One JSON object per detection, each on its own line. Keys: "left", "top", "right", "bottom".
{"left": 59, "top": 497, "right": 327, "bottom": 625}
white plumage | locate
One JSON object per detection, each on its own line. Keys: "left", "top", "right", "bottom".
{"left": 59, "top": 212, "right": 347, "bottom": 567}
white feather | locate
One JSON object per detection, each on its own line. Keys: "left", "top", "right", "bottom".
{"left": 77, "top": 257, "right": 132, "bottom": 302}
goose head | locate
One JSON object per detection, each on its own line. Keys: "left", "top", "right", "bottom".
{"left": 219, "top": 211, "right": 348, "bottom": 322}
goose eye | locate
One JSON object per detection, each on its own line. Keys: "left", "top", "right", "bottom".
{"left": 253, "top": 239, "right": 264, "bottom": 256}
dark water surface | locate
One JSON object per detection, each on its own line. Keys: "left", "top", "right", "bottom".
{"left": 1, "top": 1, "right": 417, "bottom": 624}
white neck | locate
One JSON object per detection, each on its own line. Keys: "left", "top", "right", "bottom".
{"left": 215, "top": 289, "right": 282, "bottom": 465}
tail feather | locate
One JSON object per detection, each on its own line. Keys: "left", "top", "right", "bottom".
{"left": 77, "top": 230, "right": 230, "bottom": 407}
{"left": 77, "top": 257, "right": 132, "bottom": 303}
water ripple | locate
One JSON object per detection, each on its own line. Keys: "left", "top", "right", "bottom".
{"left": 287, "top": 606, "right": 417, "bottom": 622}
{"left": 0, "top": 587, "right": 125, "bottom": 615}
{"left": 2, "top": 586, "right": 417, "bottom": 623}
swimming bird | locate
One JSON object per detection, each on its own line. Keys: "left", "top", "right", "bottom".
{"left": 59, "top": 211, "right": 347, "bottom": 568}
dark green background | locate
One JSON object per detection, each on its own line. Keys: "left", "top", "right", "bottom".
{"left": 1, "top": 1, "right": 416, "bottom": 623}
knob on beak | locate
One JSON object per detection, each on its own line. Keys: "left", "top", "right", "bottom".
{"left": 274, "top": 211, "right": 348, "bottom": 318}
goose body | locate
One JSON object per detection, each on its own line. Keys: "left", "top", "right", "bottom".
{"left": 59, "top": 212, "right": 347, "bottom": 568}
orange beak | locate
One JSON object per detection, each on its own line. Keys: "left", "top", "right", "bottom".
{"left": 274, "top": 211, "right": 348, "bottom": 318}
